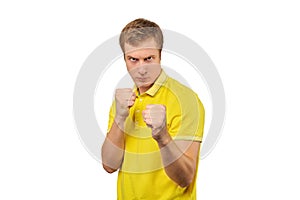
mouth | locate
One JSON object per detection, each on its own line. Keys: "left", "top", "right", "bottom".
{"left": 136, "top": 77, "right": 148, "bottom": 82}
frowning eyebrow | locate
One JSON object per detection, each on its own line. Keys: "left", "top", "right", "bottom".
{"left": 126, "top": 55, "right": 156, "bottom": 60}
{"left": 126, "top": 55, "right": 136, "bottom": 60}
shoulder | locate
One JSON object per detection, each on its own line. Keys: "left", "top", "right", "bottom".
{"left": 164, "top": 76, "right": 199, "bottom": 100}
{"left": 164, "top": 76, "right": 204, "bottom": 112}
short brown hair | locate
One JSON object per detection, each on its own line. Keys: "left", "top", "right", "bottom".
{"left": 119, "top": 18, "right": 164, "bottom": 53}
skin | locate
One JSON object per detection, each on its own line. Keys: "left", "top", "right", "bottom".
{"left": 101, "top": 39, "right": 201, "bottom": 188}
{"left": 124, "top": 39, "right": 162, "bottom": 94}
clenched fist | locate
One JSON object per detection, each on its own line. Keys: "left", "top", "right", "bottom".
{"left": 115, "top": 88, "right": 136, "bottom": 118}
{"left": 142, "top": 104, "right": 167, "bottom": 137}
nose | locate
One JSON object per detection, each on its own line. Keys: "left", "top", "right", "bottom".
{"left": 138, "top": 65, "right": 147, "bottom": 76}
{"left": 137, "top": 60, "right": 147, "bottom": 75}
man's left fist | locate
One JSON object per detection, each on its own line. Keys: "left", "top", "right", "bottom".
{"left": 142, "top": 104, "right": 166, "bottom": 136}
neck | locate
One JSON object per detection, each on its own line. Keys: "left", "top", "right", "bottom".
{"left": 138, "top": 84, "right": 154, "bottom": 94}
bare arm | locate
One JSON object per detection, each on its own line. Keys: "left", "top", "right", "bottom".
{"left": 101, "top": 89, "right": 136, "bottom": 173}
{"left": 156, "top": 127, "right": 200, "bottom": 187}
{"left": 101, "top": 117, "right": 126, "bottom": 173}
{"left": 142, "top": 105, "right": 201, "bottom": 187}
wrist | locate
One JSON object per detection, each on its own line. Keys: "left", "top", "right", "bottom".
{"left": 114, "top": 115, "right": 127, "bottom": 130}
{"left": 153, "top": 126, "right": 172, "bottom": 147}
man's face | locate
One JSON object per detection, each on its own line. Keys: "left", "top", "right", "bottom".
{"left": 124, "top": 39, "right": 161, "bottom": 93}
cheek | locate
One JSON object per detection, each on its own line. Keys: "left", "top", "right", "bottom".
{"left": 149, "top": 65, "right": 161, "bottom": 73}
{"left": 126, "top": 64, "right": 139, "bottom": 77}
{"left": 154, "top": 57, "right": 161, "bottom": 64}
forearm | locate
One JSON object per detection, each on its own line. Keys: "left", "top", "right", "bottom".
{"left": 101, "top": 117, "right": 126, "bottom": 173}
{"left": 156, "top": 130, "right": 197, "bottom": 187}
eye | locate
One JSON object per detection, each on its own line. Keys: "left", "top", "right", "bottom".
{"left": 129, "top": 57, "right": 138, "bottom": 62}
{"left": 145, "top": 56, "right": 153, "bottom": 62}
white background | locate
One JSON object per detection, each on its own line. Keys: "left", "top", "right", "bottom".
{"left": 1, "top": 0, "right": 299, "bottom": 199}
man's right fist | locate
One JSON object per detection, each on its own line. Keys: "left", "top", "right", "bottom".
{"left": 115, "top": 88, "right": 136, "bottom": 118}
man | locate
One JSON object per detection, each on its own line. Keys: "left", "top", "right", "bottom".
{"left": 101, "top": 18, "right": 205, "bottom": 199}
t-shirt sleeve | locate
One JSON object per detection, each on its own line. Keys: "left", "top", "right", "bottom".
{"left": 167, "top": 92, "right": 205, "bottom": 142}
{"left": 106, "top": 100, "right": 116, "bottom": 133}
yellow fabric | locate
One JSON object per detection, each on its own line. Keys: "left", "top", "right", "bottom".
{"left": 107, "top": 70, "right": 205, "bottom": 200}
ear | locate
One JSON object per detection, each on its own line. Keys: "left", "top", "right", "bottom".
{"left": 159, "top": 50, "right": 162, "bottom": 60}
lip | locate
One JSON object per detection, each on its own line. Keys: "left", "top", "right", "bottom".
{"left": 136, "top": 77, "right": 148, "bottom": 82}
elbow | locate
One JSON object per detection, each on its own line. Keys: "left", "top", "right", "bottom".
{"left": 102, "top": 164, "right": 118, "bottom": 174}
{"left": 178, "top": 178, "right": 193, "bottom": 188}
{"left": 178, "top": 169, "right": 195, "bottom": 188}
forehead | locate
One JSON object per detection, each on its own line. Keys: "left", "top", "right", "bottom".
{"left": 124, "top": 38, "right": 160, "bottom": 56}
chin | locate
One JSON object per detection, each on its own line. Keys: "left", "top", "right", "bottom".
{"left": 135, "top": 81, "right": 153, "bottom": 89}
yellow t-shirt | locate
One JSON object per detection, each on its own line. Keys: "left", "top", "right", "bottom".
{"left": 107, "top": 70, "right": 205, "bottom": 200}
